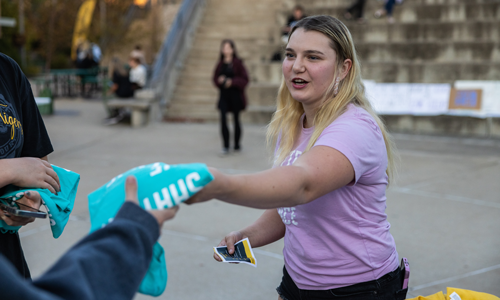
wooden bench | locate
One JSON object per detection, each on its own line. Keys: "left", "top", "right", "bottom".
{"left": 106, "top": 99, "right": 151, "bottom": 127}
{"left": 104, "top": 89, "right": 157, "bottom": 127}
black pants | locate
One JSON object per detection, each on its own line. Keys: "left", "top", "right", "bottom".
{"left": 0, "top": 232, "right": 31, "bottom": 279}
{"left": 277, "top": 265, "right": 407, "bottom": 300}
{"left": 385, "top": 0, "right": 396, "bottom": 16}
{"left": 220, "top": 108, "right": 241, "bottom": 150}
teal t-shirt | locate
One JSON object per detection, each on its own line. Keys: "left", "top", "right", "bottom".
{"left": 87, "top": 162, "right": 213, "bottom": 296}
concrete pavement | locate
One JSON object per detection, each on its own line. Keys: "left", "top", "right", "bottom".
{"left": 19, "top": 98, "right": 500, "bottom": 299}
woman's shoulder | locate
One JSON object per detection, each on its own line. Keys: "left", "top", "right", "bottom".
{"left": 328, "top": 104, "right": 381, "bottom": 133}
{"left": 233, "top": 57, "right": 247, "bottom": 67}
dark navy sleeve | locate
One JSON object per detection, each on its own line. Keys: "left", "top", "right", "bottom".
{"left": 0, "top": 202, "right": 160, "bottom": 300}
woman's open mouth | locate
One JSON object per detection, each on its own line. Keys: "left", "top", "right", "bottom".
{"left": 291, "top": 78, "right": 309, "bottom": 89}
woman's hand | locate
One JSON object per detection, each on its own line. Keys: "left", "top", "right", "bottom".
{"left": 217, "top": 75, "right": 226, "bottom": 85}
{"left": 213, "top": 231, "right": 244, "bottom": 262}
{"left": 224, "top": 78, "right": 232, "bottom": 88}
{"left": 3, "top": 157, "right": 60, "bottom": 194}
{"left": 0, "top": 191, "right": 42, "bottom": 227}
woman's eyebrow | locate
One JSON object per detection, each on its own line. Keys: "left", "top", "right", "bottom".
{"left": 304, "top": 50, "right": 325, "bottom": 55}
{"left": 285, "top": 48, "right": 325, "bottom": 56}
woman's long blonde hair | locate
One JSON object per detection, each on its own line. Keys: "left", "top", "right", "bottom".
{"left": 266, "top": 15, "right": 397, "bottom": 182}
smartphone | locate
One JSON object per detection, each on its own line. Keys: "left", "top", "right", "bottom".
{"left": 0, "top": 202, "right": 47, "bottom": 219}
{"left": 400, "top": 257, "right": 410, "bottom": 289}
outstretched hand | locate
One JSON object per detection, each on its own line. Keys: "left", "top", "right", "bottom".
{"left": 124, "top": 176, "right": 179, "bottom": 228}
{"left": 5, "top": 157, "right": 60, "bottom": 194}
{"left": 0, "top": 191, "right": 42, "bottom": 227}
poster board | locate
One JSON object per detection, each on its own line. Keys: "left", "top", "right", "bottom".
{"left": 453, "top": 81, "right": 500, "bottom": 117}
{"left": 448, "top": 89, "right": 482, "bottom": 110}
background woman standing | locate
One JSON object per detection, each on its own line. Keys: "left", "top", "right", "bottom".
{"left": 212, "top": 39, "right": 249, "bottom": 155}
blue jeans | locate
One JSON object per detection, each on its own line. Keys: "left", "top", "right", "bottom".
{"left": 276, "top": 265, "right": 408, "bottom": 300}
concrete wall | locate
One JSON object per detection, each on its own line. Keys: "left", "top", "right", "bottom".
{"left": 382, "top": 115, "right": 500, "bottom": 138}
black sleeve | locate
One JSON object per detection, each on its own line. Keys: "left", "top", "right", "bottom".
{"left": 14, "top": 59, "right": 53, "bottom": 158}
{"left": 0, "top": 202, "right": 160, "bottom": 300}
{"left": 112, "top": 71, "right": 119, "bottom": 84}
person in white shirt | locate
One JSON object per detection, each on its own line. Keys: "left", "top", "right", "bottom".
{"left": 129, "top": 57, "right": 147, "bottom": 90}
{"left": 130, "top": 45, "right": 147, "bottom": 65}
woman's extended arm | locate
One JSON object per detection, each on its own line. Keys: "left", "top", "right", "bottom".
{"left": 214, "top": 209, "right": 285, "bottom": 261}
{"left": 187, "top": 145, "right": 354, "bottom": 209}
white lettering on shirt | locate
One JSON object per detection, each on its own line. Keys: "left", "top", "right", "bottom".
{"left": 281, "top": 150, "right": 303, "bottom": 167}
{"left": 278, "top": 207, "right": 298, "bottom": 226}
{"left": 277, "top": 150, "right": 303, "bottom": 226}
{"left": 186, "top": 172, "right": 202, "bottom": 193}
{"left": 153, "top": 188, "right": 174, "bottom": 209}
{"left": 169, "top": 179, "right": 189, "bottom": 205}
{"left": 150, "top": 162, "right": 163, "bottom": 177}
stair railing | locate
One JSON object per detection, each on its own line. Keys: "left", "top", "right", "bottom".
{"left": 149, "top": 0, "right": 207, "bottom": 114}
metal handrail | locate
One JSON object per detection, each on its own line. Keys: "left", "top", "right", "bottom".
{"left": 149, "top": 0, "right": 206, "bottom": 108}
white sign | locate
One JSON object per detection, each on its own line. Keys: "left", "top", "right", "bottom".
{"left": 364, "top": 81, "right": 450, "bottom": 116}
{"left": 0, "top": 17, "right": 16, "bottom": 27}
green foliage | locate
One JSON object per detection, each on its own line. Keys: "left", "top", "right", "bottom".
{"left": 1, "top": 0, "right": 139, "bottom": 74}
{"left": 0, "top": 0, "right": 20, "bottom": 61}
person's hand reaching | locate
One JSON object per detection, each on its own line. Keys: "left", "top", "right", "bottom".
{"left": 124, "top": 176, "right": 179, "bottom": 228}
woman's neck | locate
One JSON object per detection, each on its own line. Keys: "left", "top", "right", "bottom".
{"left": 223, "top": 55, "right": 233, "bottom": 63}
{"left": 302, "top": 104, "right": 320, "bottom": 128}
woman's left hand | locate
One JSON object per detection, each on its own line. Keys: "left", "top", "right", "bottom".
{"left": 224, "top": 78, "right": 232, "bottom": 88}
{"left": 0, "top": 191, "right": 42, "bottom": 227}
{"left": 217, "top": 75, "right": 226, "bottom": 84}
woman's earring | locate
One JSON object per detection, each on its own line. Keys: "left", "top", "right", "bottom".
{"left": 333, "top": 77, "right": 340, "bottom": 96}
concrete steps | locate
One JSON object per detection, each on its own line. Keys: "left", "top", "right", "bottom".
{"left": 361, "top": 61, "right": 500, "bottom": 83}
{"left": 181, "top": 61, "right": 283, "bottom": 84}
{"left": 164, "top": 0, "right": 499, "bottom": 128}
{"left": 296, "top": 0, "right": 497, "bottom": 8}
{"left": 293, "top": 0, "right": 500, "bottom": 85}
{"left": 166, "top": 0, "right": 284, "bottom": 122}
{"left": 307, "top": 2, "right": 500, "bottom": 22}
{"left": 346, "top": 21, "right": 500, "bottom": 43}
{"left": 356, "top": 41, "right": 500, "bottom": 62}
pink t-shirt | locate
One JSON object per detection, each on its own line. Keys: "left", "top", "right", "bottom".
{"left": 277, "top": 104, "right": 398, "bottom": 290}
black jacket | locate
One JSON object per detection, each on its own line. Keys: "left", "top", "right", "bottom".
{"left": 0, "top": 202, "right": 159, "bottom": 300}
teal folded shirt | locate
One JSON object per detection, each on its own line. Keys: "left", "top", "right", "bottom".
{"left": 0, "top": 165, "right": 80, "bottom": 238}
{"left": 87, "top": 162, "right": 213, "bottom": 297}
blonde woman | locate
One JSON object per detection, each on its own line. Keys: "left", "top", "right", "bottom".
{"left": 187, "top": 15, "right": 406, "bottom": 299}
